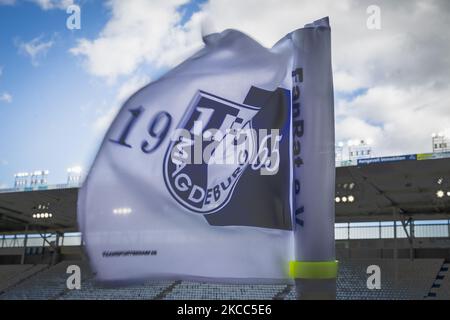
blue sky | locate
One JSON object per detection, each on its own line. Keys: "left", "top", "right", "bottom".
{"left": 0, "top": 0, "right": 205, "bottom": 187}
{"left": 0, "top": 1, "right": 109, "bottom": 186}
{"left": 1, "top": 0, "right": 449, "bottom": 188}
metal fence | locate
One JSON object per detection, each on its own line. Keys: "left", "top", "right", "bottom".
{"left": 1, "top": 220, "right": 450, "bottom": 248}
{"left": 0, "top": 232, "right": 82, "bottom": 248}
{"left": 335, "top": 220, "right": 450, "bottom": 240}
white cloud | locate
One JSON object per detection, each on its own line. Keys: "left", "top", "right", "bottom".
{"left": 334, "top": 71, "right": 367, "bottom": 93}
{"left": 115, "top": 73, "right": 151, "bottom": 104}
{"left": 93, "top": 73, "right": 151, "bottom": 134}
{"left": 336, "top": 84, "right": 450, "bottom": 156}
{"left": 197, "top": 0, "right": 450, "bottom": 156}
{"left": 0, "top": 0, "right": 73, "bottom": 8}
{"left": 0, "top": 68, "right": 12, "bottom": 103}
{"left": 92, "top": 104, "right": 117, "bottom": 135}
{"left": 17, "top": 36, "right": 54, "bottom": 66}
{"left": 29, "top": 0, "right": 73, "bottom": 10}
{"left": 0, "top": 92, "right": 12, "bottom": 103}
{"left": 72, "top": 0, "right": 450, "bottom": 157}
{"left": 70, "top": 0, "right": 204, "bottom": 82}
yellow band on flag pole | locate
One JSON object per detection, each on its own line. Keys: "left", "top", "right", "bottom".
{"left": 289, "top": 260, "right": 339, "bottom": 279}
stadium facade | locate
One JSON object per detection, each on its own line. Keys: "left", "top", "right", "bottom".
{"left": 1, "top": 152, "right": 450, "bottom": 299}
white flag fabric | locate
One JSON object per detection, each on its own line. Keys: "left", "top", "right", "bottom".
{"left": 78, "top": 17, "right": 334, "bottom": 282}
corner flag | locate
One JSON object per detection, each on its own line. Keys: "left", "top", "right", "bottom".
{"left": 78, "top": 17, "right": 335, "bottom": 284}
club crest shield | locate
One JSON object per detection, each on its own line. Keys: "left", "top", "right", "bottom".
{"left": 163, "top": 91, "right": 260, "bottom": 214}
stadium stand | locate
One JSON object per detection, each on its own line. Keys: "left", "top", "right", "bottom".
{"left": 283, "top": 259, "right": 444, "bottom": 300}
{"left": 61, "top": 280, "right": 177, "bottom": 300}
{"left": 0, "top": 259, "right": 447, "bottom": 300}
{"left": 2, "top": 155, "right": 450, "bottom": 299}
{"left": 427, "top": 260, "right": 450, "bottom": 300}
{"left": 0, "top": 260, "right": 175, "bottom": 300}
{"left": 165, "top": 282, "right": 287, "bottom": 300}
{"left": 61, "top": 270, "right": 175, "bottom": 300}
{"left": 0, "top": 265, "right": 32, "bottom": 283}
{"left": 0, "top": 264, "right": 47, "bottom": 294}
{"left": 336, "top": 259, "right": 443, "bottom": 300}
{"left": 0, "top": 261, "right": 76, "bottom": 299}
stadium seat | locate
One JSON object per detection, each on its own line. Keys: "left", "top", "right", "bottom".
{"left": 0, "top": 259, "right": 444, "bottom": 300}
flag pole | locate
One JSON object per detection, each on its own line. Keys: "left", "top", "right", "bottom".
{"left": 290, "top": 17, "right": 338, "bottom": 300}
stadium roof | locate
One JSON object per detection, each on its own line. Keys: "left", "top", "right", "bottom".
{"left": 0, "top": 187, "right": 77, "bottom": 233}
{"left": 1, "top": 156, "right": 450, "bottom": 232}
{"left": 336, "top": 156, "right": 450, "bottom": 222}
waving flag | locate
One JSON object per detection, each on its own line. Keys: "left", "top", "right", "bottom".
{"left": 78, "top": 17, "right": 335, "bottom": 282}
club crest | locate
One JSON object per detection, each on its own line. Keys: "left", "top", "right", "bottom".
{"left": 163, "top": 91, "right": 261, "bottom": 214}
